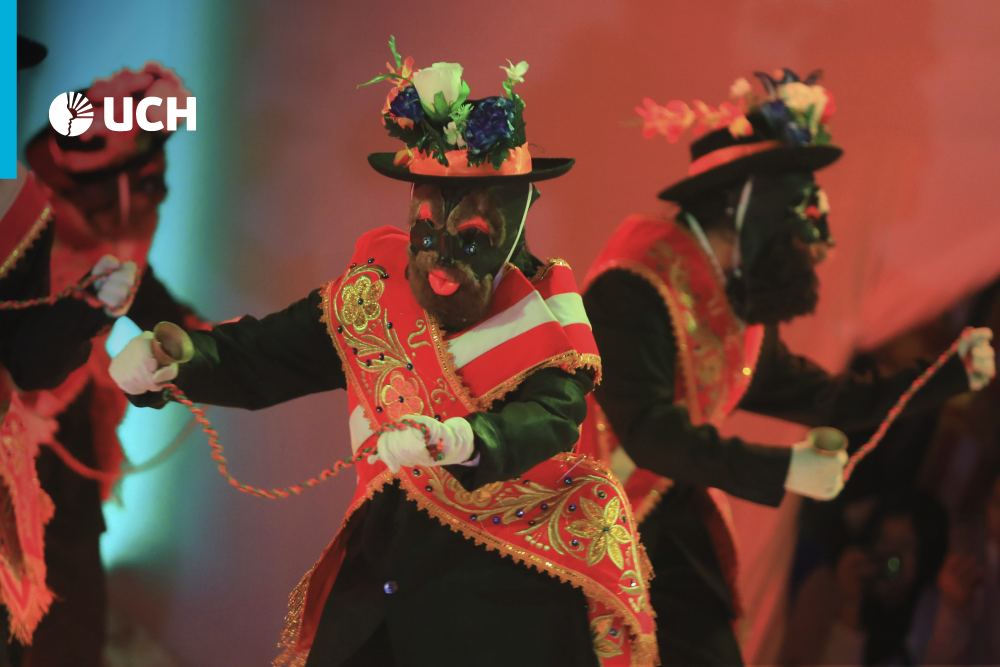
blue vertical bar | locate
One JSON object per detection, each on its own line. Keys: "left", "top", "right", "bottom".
{"left": 0, "top": 0, "right": 14, "bottom": 179}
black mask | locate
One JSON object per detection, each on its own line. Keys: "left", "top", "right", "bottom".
{"left": 727, "top": 171, "right": 826, "bottom": 324}
{"left": 406, "top": 183, "right": 535, "bottom": 331}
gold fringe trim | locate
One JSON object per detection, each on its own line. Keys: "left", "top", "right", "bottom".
{"left": 0, "top": 205, "right": 52, "bottom": 280}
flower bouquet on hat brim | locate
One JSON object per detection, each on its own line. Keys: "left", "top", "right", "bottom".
{"left": 636, "top": 67, "right": 836, "bottom": 148}
{"left": 360, "top": 36, "right": 528, "bottom": 170}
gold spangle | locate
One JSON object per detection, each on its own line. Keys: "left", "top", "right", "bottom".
{"left": 0, "top": 206, "right": 52, "bottom": 280}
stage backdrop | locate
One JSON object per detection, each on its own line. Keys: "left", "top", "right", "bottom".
{"left": 17, "top": 0, "right": 1000, "bottom": 664}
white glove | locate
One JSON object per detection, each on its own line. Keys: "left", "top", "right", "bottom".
{"left": 784, "top": 439, "right": 847, "bottom": 500}
{"left": 369, "top": 413, "right": 475, "bottom": 473}
{"left": 109, "top": 331, "right": 178, "bottom": 395}
{"left": 91, "top": 254, "right": 138, "bottom": 316}
{"left": 958, "top": 327, "right": 995, "bottom": 391}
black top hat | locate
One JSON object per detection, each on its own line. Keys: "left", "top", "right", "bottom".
{"left": 17, "top": 35, "right": 47, "bottom": 70}
{"left": 368, "top": 153, "right": 574, "bottom": 186}
{"left": 658, "top": 111, "right": 842, "bottom": 202}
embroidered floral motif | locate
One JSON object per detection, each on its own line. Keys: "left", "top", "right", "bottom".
{"left": 447, "top": 477, "right": 504, "bottom": 508}
{"left": 568, "top": 497, "right": 632, "bottom": 568}
{"left": 340, "top": 275, "right": 384, "bottom": 333}
{"left": 379, "top": 370, "right": 425, "bottom": 420}
{"left": 590, "top": 614, "right": 626, "bottom": 659}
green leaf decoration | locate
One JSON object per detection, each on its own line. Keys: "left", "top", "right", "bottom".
{"left": 450, "top": 102, "right": 473, "bottom": 125}
{"left": 358, "top": 72, "right": 399, "bottom": 89}
{"left": 388, "top": 35, "right": 402, "bottom": 70}
{"left": 432, "top": 91, "right": 452, "bottom": 120}
{"left": 454, "top": 80, "right": 471, "bottom": 108}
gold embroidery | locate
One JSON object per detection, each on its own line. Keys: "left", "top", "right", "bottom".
{"left": 340, "top": 275, "right": 384, "bottom": 333}
{"left": 407, "top": 318, "right": 431, "bottom": 350}
{"left": 568, "top": 496, "right": 632, "bottom": 568}
{"left": 396, "top": 459, "right": 656, "bottom": 665}
{"left": 430, "top": 378, "right": 457, "bottom": 405}
{"left": 379, "top": 371, "right": 424, "bottom": 421}
{"left": 0, "top": 205, "right": 52, "bottom": 280}
{"left": 591, "top": 614, "right": 626, "bottom": 659}
{"left": 329, "top": 266, "right": 433, "bottom": 421}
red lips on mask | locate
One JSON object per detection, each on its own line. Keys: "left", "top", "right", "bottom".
{"left": 428, "top": 268, "right": 461, "bottom": 296}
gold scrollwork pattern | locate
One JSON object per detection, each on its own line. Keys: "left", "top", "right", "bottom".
{"left": 332, "top": 265, "right": 432, "bottom": 418}
{"left": 422, "top": 469, "right": 637, "bottom": 569}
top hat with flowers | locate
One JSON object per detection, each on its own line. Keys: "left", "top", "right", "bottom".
{"left": 637, "top": 69, "right": 842, "bottom": 202}
{"left": 362, "top": 36, "right": 573, "bottom": 186}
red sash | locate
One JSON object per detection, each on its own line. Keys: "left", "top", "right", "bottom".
{"left": 578, "top": 215, "right": 764, "bottom": 613}
{"left": 275, "top": 227, "right": 658, "bottom": 667}
{"left": 0, "top": 374, "right": 57, "bottom": 643}
{"left": 0, "top": 172, "right": 52, "bottom": 280}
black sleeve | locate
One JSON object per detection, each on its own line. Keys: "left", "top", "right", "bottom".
{"left": 0, "top": 222, "right": 110, "bottom": 390}
{"left": 131, "top": 289, "right": 345, "bottom": 410}
{"left": 449, "top": 367, "right": 594, "bottom": 491}
{"left": 126, "top": 264, "right": 207, "bottom": 331}
{"left": 739, "top": 326, "right": 970, "bottom": 437}
{"left": 584, "top": 270, "right": 791, "bottom": 506}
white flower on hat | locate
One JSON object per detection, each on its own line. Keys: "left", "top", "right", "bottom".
{"left": 779, "top": 81, "right": 828, "bottom": 130}
{"left": 412, "top": 62, "right": 467, "bottom": 120}
{"left": 729, "top": 77, "right": 751, "bottom": 100}
{"left": 501, "top": 59, "right": 529, "bottom": 84}
{"left": 443, "top": 121, "right": 467, "bottom": 148}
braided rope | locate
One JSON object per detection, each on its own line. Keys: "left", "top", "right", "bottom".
{"left": 842, "top": 328, "right": 967, "bottom": 481}
{"left": 0, "top": 271, "right": 107, "bottom": 310}
{"left": 165, "top": 383, "right": 431, "bottom": 500}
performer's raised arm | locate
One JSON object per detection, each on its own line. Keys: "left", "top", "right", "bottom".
{"left": 111, "top": 289, "right": 345, "bottom": 409}
{"left": 739, "top": 325, "right": 989, "bottom": 435}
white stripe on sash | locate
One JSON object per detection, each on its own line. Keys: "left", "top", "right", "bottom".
{"left": 447, "top": 291, "right": 590, "bottom": 369}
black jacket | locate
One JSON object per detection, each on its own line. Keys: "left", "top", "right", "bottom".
{"left": 132, "top": 287, "right": 601, "bottom": 667}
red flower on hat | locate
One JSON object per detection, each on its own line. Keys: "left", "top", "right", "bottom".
{"left": 635, "top": 98, "right": 694, "bottom": 143}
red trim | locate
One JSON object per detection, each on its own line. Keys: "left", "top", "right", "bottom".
{"left": 687, "top": 140, "right": 782, "bottom": 176}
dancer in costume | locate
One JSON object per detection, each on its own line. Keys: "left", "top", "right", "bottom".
{"left": 15, "top": 64, "right": 204, "bottom": 666}
{"left": 578, "top": 69, "right": 995, "bottom": 666}
{"left": 0, "top": 36, "right": 137, "bottom": 657}
{"left": 109, "top": 41, "right": 658, "bottom": 667}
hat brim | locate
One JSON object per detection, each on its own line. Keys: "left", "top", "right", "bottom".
{"left": 368, "top": 153, "right": 574, "bottom": 186}
{"left": 17, "top": 36, "right": 47, "bottom": 70}
{"left": 658, "top": 145, "right": 843, "bottom": 202}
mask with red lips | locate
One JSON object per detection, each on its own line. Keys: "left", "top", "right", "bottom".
{"left": 407, "top": 183, "right": 538, "bottom": 331}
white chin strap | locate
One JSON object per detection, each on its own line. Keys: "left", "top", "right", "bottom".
{"left": 492, "top": 183, "right": 532, "bottom": 291}
{"left": 732, "top": 177, "right": 754, "bottom": 278}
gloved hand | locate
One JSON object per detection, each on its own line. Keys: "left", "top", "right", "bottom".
{"left": 784, "top": 439, "right": 847, "bottom": 500}
{"left": 108, "top": 331, "right": 178, "bottom": 395}
{"left": 369, "top": 413, "right": 475, "bottom": 473}
{"left": 91, "top": 254, "right": 138, "bottom": 316}
{"left": 958, "top": 327, "right": 995, "bottom": 391}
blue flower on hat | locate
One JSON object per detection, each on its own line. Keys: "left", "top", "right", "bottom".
{"left": 760, "top": 99, "right": 812, "bottom": 146}
{"left": 463, "top": 96, "right": 515, "bottom": 155}
{"left": 389, "top": 86, "right": 425, "bottom": 124}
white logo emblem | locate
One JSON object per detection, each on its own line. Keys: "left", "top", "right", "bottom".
{"left": 48, "top": 92, "right": 94, "bottom": 137}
